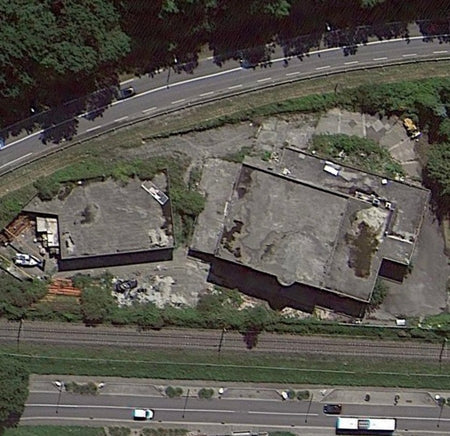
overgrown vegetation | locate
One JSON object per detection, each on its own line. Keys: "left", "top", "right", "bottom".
{"left": 0, "top": 274, "right": 48, "bottom": 321}
{"left": 198, "top": 388, "right": 214, "bottom": 399}
{"left": 29, "top": 155, "right": 205, "bottom": 246}
{"left": 310, "top": 134, "right": 404, "bottom": 178}
{"left": 369, "top": 279, "right": 389, "bottom": 312}
{"left": 3, "top": 343, "right": 450, "bottom": 389}
{"left": 64, "top": 381, "right": 98, "bottom": 395}
{"left": 165, "top": 386, "right": 183, "bottom": 398}
{"left": 0, "top": 356, "right": 29, "bottom": 431}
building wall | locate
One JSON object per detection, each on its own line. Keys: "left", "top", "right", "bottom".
{"left": 59, "top": 248, "right": 173, "bottom": 271}
{"left": 189, "top": 250, "right": 367, "bottom": 318}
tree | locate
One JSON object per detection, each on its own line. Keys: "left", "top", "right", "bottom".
{"left": 0, "top": 356, "right": 29, "bottom": 429}
{"left": 0, "top": 275, "right": 47, "bottom": 320}
{"left": 81, "top": 284, "right": 115, "bottom": 325}
{"left": 0, "top": 0, "right": 130, "bottom": 130}
{"left": 426, "top": 143, "right": 450, "bottom": 196}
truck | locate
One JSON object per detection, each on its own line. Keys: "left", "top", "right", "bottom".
{"left": 403, "top": 118, "right": 421, "bottom": 139}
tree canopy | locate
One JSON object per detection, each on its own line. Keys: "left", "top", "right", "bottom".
{"left": 0, "top": 357, "right": 29, "bottom": 428}
{"left": 1, "top": 0, "right": 448, "bottom": 138}
{"left": 0, "top": 0, "right": 130, "bottom": 128}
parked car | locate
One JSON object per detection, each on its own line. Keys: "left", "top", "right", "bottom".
{"left": 133, "top": 408, "right": 154, "bottom": 421}
{"left": 117, "top": 86, "right": 136, "bottom": 100}
{"left": 323, "top": 404, "right": 342, "bottom": 414}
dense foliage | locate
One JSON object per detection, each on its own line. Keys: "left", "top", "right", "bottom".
{"left": 1, "top": 0, "right": 448, "bottom": 138}
{"left": 0, "top": 275, "right": 48, "bottom": 320}
{"left": 310, "top": 134, "right": 405, "bottom": 178}
{"left": 0, "top": 357, "right": 29, "bottom": 429}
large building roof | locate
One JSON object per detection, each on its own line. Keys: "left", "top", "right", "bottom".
{"left": 191, "top": 148, "right": 429, "bottom": 303}
{"left": 25, "top": 176, "right": 173, "bottom": 260}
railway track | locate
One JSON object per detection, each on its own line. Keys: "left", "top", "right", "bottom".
{"left": 0, "top": 320, "right": 446, "bottom": 361}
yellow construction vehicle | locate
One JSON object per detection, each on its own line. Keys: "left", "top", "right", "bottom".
{"left": 403, "top": 118, "right": 421, "bottom": 139}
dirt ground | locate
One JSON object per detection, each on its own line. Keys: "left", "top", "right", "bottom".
{"left": 14, "top": 110, "right": 450, "bottom": 320}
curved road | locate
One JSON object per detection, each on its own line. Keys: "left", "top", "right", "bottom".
{"left": 0, "top": 320, "right": 448, "bottom": 361}
{"left": 0, "top": 35, "right": 449, "bottom": 172}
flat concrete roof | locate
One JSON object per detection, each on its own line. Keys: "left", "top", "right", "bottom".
{"left": 192, "top": 149, "right": 428, "bottom": 303}
{"left": 191, "top": 159, "right": 241, "bottom": 255}
{"left": 25, "top": 176, "right": 173, "bottom": 259}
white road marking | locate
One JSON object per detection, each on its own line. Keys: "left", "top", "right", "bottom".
{"left": 402, "top": 53, "right": 417, "bottom": 57}
{"left": 433, "top": 50, "right": 448, "bottom": 54}
{"left": 248, "top": 411, "right": 319, "bottom": 416}
{"left": 86, "top": 125, "right": 102, "bottom": 133}
{"left": 257, "top": 77, "right": 272, "bottom": 82}
{"left": 228, "top": 84, "right": 243, "bottom": 89}
{"left": 120, "top": 78, "right": 134, "bottom": 85}
{"left": 171, "top": 99, "right": 186, "bottom": 105}
{"left": 27, "top": 404, "right": 234, "bottom": 413}
{"left": 142, "top": 107, "right": 157, "bottom": 114}
{"left": 316, "top": 65, "right": 330, "bottom": 70}
{"left": 3, "top": 34, "right": 444, "bottom": 149}
{"left": 344, "top": 60, "right": 359, "bottom": 65}
{"left": 286, "top": 71, "right": 301, "bottom": 76}
{"left": 2, "top": 130, "right": 43, "bottom": 149}
{"left": 114, "top": 116, "right": 128, "bottom": 123}
{"left": 0, "top": 153, "right": 33, "bottom": 169}
{"left": 200, "top": 91, "right": 214, "bottom": 96}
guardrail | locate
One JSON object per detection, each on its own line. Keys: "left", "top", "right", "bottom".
{"left": 0, "top": 55, "right": 449, "bottom": 180}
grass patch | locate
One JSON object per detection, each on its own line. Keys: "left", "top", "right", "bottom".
{"left": 3, "top": 343, "right": 450, "bottom": 389}
{"left": 310, "top": 134, "right": 404, "bottom": 179}
{"left": 3, "top": 427, "right": 106, "bottom": 436}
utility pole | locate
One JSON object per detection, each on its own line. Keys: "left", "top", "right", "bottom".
{"left": 16, "top": 318, "right": 23, "bottom": 352}
{"left": 182, "top": 388, "right": 190, "bottom": 419}
{"left": 439, "top": 337, "right": 447, "bottom": 372}
{"left": 305, "top": 393, "right": 314, "bottom": 423}
{"left": 218, "top": 327, "right": 226, "bottom": 355}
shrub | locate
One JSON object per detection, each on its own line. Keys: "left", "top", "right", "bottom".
{"left": 0, "top": 356, "right": 30, "bottom": 428}
{"left": 198, "top": 388, "right": 214, "bottom": 399}
{"left": 165, "top": 386, "right": 183, "bottom": 398}
{"left": 297, "top": 390, "right": 310, "bottom": 400}
{"left": 286, "top": 389, "right": 296, "bottom": 399}
{"left": 65, "top": 381, "right": 98, "bottom": 395}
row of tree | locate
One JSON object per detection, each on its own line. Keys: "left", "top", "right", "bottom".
{"left": 1, "top": 0, "right": 449, "bottom": 138}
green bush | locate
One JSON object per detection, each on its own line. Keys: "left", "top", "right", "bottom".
{"left": 65, "top": 381, "right": 98, "bottom": 395}
{"left": 165, "top": 386, "right": 183, "bottom": 398}
{"left": 198, "top": 388, "right": 214, "bottom": 399}
{"left": 310, "top": 134, "right": 404, "bottom": 178}
{"left": 0, "top": 275, "right": 48, "bottom": 321}
{"left": 0, "top": 356, "right": 30, "bottom": 428}
{"left": 297, "top": 390, "right": 310, "bottom": 400}
{"left": 286, "top": 389, "right": 296, "bottom": 399}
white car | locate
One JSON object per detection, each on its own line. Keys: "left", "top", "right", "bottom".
{"left": 133, "top": 408, "right": 154, "bottom": 421}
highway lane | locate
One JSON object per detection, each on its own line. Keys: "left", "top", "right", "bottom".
{"left": 22, "top": 389, "right": 450, "bottom": 433}
{"left": 0, "top": 36, "right": 449, "bottom": 171}
{"left": 1, "top": 321, "right": 449, "bottom": 361}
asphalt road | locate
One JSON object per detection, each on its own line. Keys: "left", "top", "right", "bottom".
{"left": 22, "top": 385, "right": 450, "bottom": 434}
{"left": 1, "top": 320, "right": 449, "bottom": 361}
{"left": 0, "top": 35, "right": 449, "bottom": 173}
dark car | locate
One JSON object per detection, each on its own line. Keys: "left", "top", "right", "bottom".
{"left": 117, "top": 86, "right": 136, "bottom": 100}
{"left": 323, "top": 404, "right": 342, "bottom": 414}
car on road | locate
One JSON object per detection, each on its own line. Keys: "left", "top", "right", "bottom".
{"left": 117, "top": 86, "right": 136, "bottom": 100}
{"left": 323, "top": 404, "right": 342, "bottom": 414}
{"left": 133, "top": 408, "right": 154, "bottom": 420}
